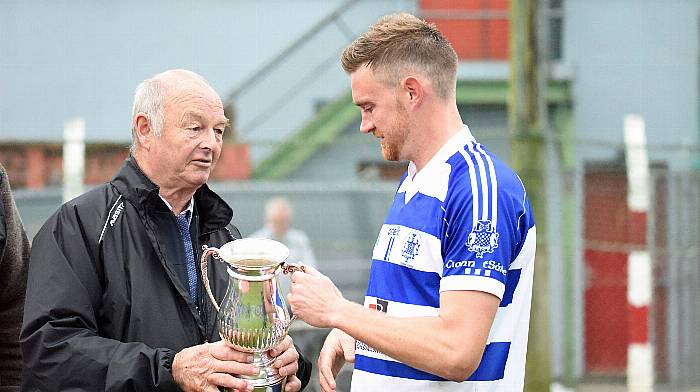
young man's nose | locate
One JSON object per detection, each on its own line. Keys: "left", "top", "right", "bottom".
{"left": 359, "top": 116, "right": 374, "bottom": 134}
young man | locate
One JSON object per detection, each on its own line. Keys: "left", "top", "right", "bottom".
{"left": 21, "top": 70, "right": 310, "bottom": 392}
{"left": 288, "top": 13, "right": 536, "bottom": 391}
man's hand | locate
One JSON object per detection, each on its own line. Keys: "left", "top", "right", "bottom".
{"left": 287, "top": 266, "right": 344, "bottom": 328}
{"left": 318, "top": 329, "right": 355, "bottom": 392}
{"left": 267, "top": 335, "right": 302, "bottom": 392}
{"left": 172, "top": 340, "right": 257, "bottom": 392}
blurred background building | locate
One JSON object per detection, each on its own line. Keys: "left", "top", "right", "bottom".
{"left": 1, "top": 0, "right": 698, "bottom": 390}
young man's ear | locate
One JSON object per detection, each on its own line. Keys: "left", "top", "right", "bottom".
{"left": 402, "top": 76, "right": 423, "bottom": 108}
{"left": 133, "top": 114, "right": 153, "bottom": 151}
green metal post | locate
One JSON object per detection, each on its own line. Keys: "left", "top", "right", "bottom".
{"left": 509, "top": 0, "right": 552, "bottom": 391}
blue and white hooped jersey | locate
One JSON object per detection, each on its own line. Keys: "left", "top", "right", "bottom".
{"left": 351, "top": 126, "right": 536, "bottom": 392}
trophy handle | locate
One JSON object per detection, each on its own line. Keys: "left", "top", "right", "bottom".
{"left": 200, "top": 245, "right": 222, "bottom": 313}
{"left": 280, "top": 262, "right": 306, "bottom": 324}
{"left": 281, "top": 262, "right": 305, "bottom": 275}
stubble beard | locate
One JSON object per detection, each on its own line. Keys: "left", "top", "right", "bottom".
{"left": 381, "top": 104, "right": 412, "bottom": 162}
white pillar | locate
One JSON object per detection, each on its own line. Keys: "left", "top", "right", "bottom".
{"left": 63, "top": 118, "right": 85, "bottom": 202}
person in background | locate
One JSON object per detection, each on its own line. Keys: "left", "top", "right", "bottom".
{"left": 0, "top": 163, "right": 30, "bottom": 392}
{"left": 21, "top": 69, "right": 311, "bottom": 392}
{"left": 288, "top": 13, "right": 536, "bottom": 392}
{"left": 250, "top": 197, "right": 317, "bottom": 296}
{"left": 251, "top": 197, "right": 316, "bottom": 267}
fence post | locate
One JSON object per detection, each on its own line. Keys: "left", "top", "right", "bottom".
{"left": 63, "top": 118, "right": 85, "bottom": 202}
{"left": 623, "top": 114, "right": 654, "bottom": 392}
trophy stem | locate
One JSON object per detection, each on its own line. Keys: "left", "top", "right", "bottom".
{"left": 224, "top": 351, "right": 285, "bottom": 392}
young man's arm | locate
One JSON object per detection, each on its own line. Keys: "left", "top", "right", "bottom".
{"left": 289, "top": 268, "right": 500, "bottom": 381}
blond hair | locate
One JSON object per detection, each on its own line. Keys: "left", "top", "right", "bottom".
{"left": 341, "top": 13, "right": 458, "bottom": 100}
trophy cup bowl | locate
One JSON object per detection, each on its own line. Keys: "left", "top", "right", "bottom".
{"left": 201, "top": 238, "right": 304, "bottom": 392}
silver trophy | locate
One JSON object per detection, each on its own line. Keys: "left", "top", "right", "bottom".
{"left": 201, "top": 238, "right": 304, "bottom": 392}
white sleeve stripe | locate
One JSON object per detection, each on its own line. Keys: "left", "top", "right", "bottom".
{"left": 99, "top": 195, "right": 123, "bottom": 243}
{"left": 476, "top": 143, "right": 498, "bottom": 227}
{"left": 440, "top": 274, "right": 506, "bottom": 299}
{"left": 458, "top": 147, "right": 479, "bottom": 227}
{"left": 466, "top": 142, "right": 490, "bottom": 222}
{"left": 510, "top": 226, "right": 536, "bottom": 270}
{"left": 516, "top": 176, "right": 529, "bottom": 233}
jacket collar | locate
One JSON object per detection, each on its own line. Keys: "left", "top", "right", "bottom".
{"left": 111, "top": 156, "right": 233, "bottom": 235}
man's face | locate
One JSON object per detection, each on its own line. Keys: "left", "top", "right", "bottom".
{"left": 149, "top": 82, "right": 228, "bottom": 191}
{"left": 351, "top": 66, "right": 412, "bottom": 162}
{"left": 268, "top": 207, "right": 290, "bottom": 238}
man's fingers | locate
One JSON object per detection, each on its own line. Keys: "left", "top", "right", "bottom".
{"left": 291, "top": 265, "right": 322, "bottom": 282}
{"left": 319, "top": 369, "right": 337, "bottom": 392}
{"left": 268, "top": 335, "right": 293, "bottom": 357}
{"left": 284, "top": 375, "right": 302, "bottom": 392}
{"left": 209, "top": 341, "right": 254, "bottom": 363}
{"left": 270, "top": 336, "right": 299, "bottom": 377}
{"left": 317, "top": 352, "right": 337, "bottom": 392}
{"left": 300, "top": 265, "right": 322, "bottom": 276}
{"left": 207, "top": 373, "right": 253, "bottom": 392}
{"left": 276, "top": 358, "right": 299, "bottom": 378}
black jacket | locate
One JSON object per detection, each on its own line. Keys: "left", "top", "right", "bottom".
{"left": 21, "top": 157, "right": 311, "bottom": 391}
{"left": 0, "top": 164, "right": 30, "bottom": 391}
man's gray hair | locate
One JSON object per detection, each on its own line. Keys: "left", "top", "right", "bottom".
{"left": 130, "top": 77, "right": 167, "bottom": 152}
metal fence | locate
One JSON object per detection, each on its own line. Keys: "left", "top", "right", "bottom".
{"left": 664, "top": 172, "right": 700, "bottom": 388}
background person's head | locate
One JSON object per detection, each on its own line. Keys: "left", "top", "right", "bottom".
{"left": 130, "top": 69, "right": 229, "bottom": 195}
{"left": 264, "top": 197, "right": 293, "bottom": 239}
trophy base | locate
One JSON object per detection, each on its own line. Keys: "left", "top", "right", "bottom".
{"left": 222, "top": 377, "right": 285, "bottom": 392}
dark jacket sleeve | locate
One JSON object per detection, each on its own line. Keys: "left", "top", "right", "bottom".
{"left": 20, "top": 205, "right": 178, "bottom": 391}
{"left": 296, "top": 345, "right": 313, "bottom": 390}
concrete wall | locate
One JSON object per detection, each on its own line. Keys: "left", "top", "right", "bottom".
{"left": 0, "top": 0, "right": 415, "bottom": 158}
{"left": 565, "top": 0, "right": 699, "bottom": 169}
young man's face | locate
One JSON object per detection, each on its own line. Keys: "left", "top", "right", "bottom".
{"left": 351, "top": 66, "right": 412, "bottom": 162}
{"left": 149, "top": 81, "right": 228, "bottom": 192}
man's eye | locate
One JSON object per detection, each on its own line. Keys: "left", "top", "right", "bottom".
{"left": 214, "top": 128, "right": 225, "bottom": 136}
{"left": 187, "top": 127, "right": 201, "bottom": 133}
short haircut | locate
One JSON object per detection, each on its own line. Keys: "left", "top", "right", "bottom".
{"left": 130, "top": 78, "right": 167, "bottom": 153}
{"left": 341, "top": 13, "right": 458, "bottom": 100}
{"left": 130, "top": 69, "right": 213, "bottom": 153}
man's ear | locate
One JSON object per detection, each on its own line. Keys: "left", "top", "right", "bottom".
{"left": 133, "top": 113, "right": 153, "bottom": 151}
{"left": 401, "top": 76, "right": 423, "bottom": 108}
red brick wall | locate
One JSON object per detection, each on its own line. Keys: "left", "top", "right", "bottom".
{"left": 0, "top": 142, "right": 251, "bottom": 189}
{"left": 420, "top": 0, "right": 509, "bottom": 60}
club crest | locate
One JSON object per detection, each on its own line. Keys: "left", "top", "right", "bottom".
{"left": 467, "top": 220, "right": 499, "bottom": 258}
{"left": 401, "top": 232, "right": 421, "bottom": 265}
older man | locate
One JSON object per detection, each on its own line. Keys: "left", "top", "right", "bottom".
{"left": 21, "top": 70, "right": 310, "bottom": 391}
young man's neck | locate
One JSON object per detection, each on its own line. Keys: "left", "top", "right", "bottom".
{"left": 409, "top": 103, "right": 464, "bottom": 172}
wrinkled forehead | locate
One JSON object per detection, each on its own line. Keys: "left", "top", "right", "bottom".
{"left": 164, "top": 83, "right": 226, "bottom": 120}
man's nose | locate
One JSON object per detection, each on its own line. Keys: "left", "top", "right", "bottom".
{"left": 359, "top": 116, "right": 374, "bottom": 134}
{"left": 199, "top": 128, "right": 218, "bottom": 149}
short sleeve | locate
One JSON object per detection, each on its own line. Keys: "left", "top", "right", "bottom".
{"left": 439, "top": 174, "right": 525, "bottom": 300}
